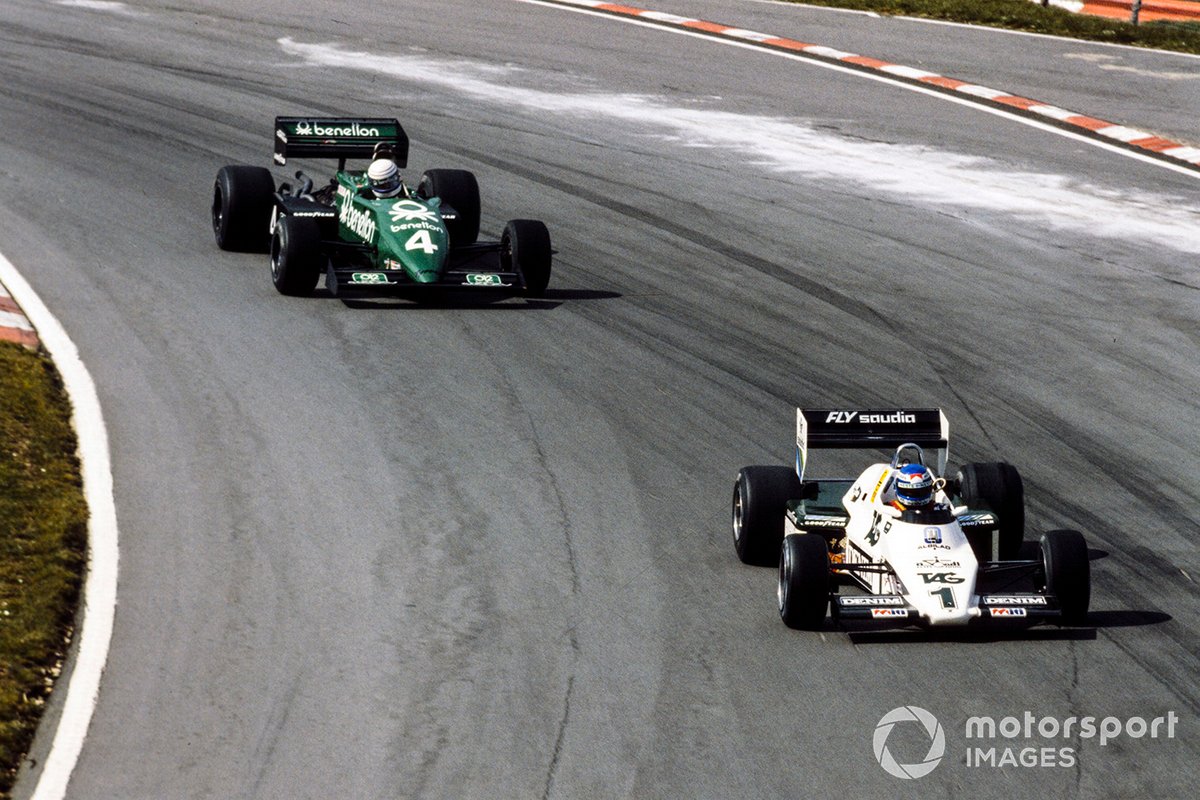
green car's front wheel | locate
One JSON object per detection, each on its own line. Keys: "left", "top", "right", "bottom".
{"left": 502, "top": 219, "right": 552, "bottom": 297}
{"left": 270, "top": 215, "right": 323, "bottom": 296}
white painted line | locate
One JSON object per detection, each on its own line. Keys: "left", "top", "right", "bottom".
{"left": 0, "top": 253, "right": 119, "bottom": 800}
{"left": 516, "top": 0, "right": 1200, "bottom": 181}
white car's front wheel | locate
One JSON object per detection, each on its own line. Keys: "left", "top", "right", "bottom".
{"left": 778, "top": 533, "right": 830, "bottom": 630}
{"left": 1040, "top": 529, "right": 1090, "bottom": 624}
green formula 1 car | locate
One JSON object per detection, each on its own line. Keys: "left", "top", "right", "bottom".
{"left": 211, "top": 117, "right": 552, "bottom": 298}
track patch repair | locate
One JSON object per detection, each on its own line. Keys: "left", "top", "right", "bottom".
{"left": 281, "top": 36, "right": 1200, "bottom": 255}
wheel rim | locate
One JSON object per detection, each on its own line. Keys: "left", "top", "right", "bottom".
{"left": 732, "top": 486, "right": 744, "bottom": 544}
{"left": 778, "top": 543, "right": 790, "bottom": 612}
{"left": 1038, "top": 545, "right": 1052, "bottom": 593}
{"left": 211, "top": 185, "right": 223, "bottom": 235}
{"left": 500, "top": 231, "right": 514, "bottom": 272}
{"left": 270, "top": 232, "right": 282, "bottom": 280}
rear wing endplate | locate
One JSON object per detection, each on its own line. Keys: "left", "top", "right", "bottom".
{"left": 796, "top": 408, "right": 949, "bottom": 481}
{"left": 274, "top": 117, "right": 409, "bottom": 166}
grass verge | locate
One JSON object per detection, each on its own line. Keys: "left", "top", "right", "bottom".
{"left": 779, "top": 0, "right": 1200, "bottom": 54}
{"left": 0, "top": 342, "right": 87, "bottom": 798}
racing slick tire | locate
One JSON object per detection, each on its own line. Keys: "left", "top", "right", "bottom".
{"left": 212, "top": 165, "right": 275, "bottom": 252}
{"left": 270, "top": 215, "right": 323, "bottom": 296}
{"left": 957, "top": 462, "right": 1024, "bottom": 561}
{"left": 778, "top": 534, "right": 830, "bottom": 630}
{"left": 502, "top": 219, "right": 553, "bottom": 297}
{"left": 732, "top": 466, "right": 802, "bottom": 567}
{"left": 417, "top": 169, "right": 480, "bottom": 247}
{"left": 1040, "top": 529, "right": 1090, "bottom": 624}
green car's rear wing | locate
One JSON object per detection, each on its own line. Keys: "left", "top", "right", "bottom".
{"left": 274, "top": 117, "right": 409, "bottom": 167}
{"left": 796, "top": 408, "right": 948, "bottom": 481}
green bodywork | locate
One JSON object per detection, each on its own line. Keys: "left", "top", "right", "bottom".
{"left": 333, "top": 173, "right": 451, "bottom": 285}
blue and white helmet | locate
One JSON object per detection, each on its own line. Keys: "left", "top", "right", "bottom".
{"left": 894, "top": 463, "right": 935, "bottom": 508}
{"left": 367, "top": 158, "right": 402, "bottom": 198}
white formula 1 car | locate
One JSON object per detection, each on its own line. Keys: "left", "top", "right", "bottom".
{"left": 732, "top": 408, "right": 1091, "bottom": 630}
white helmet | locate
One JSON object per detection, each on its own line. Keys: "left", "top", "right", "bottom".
{"left": 367, "top": 159, "right": 402, "bottom": 198}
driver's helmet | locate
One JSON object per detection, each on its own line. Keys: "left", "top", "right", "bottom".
{"left": 367, "top": 158, "right": 402, "bottom": 198}
{"left": 894, "top": 463, "right": 935, "bottom": 508}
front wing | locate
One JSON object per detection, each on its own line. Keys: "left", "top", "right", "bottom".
{"left": 324, "top": 242, "right": 520, "bottom": 295}
{"left": 831, "top": 592, "right": 1064, "bottom": 624}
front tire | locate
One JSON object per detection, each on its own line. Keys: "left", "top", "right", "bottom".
{"left": 1040, "top": 529, "right": 1090, "bottom": 624}
{"left": 958, "top": 462, "right": 1024, "bottom": 560}
{"left": 779, "top": 534, "right": 830, "bottom": 630}
{"left": 502, "top": 219, "right": 552, "bottom": 297}
{"left": 212, "top": 165, "right": 274, "bottom": 252}
{"left": 732, "top": 466, "right": 802, "bottom": 567}
{"left": 270, "top": 216, "right": 323, "bottom": 296}
{"left": 418, "top": 169, "right": 480, "bottom": 247}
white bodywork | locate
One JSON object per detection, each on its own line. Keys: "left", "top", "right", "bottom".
{"left": 839, "top": 463, "right": 980, "bottom": 625}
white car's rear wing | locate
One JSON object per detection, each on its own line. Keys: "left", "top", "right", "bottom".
{"left": 795, "top": 408, "right": 949, "bottom": 481}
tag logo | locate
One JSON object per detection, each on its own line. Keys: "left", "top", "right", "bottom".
{"left": 919, "top": 572, "right": 964, "bottom": 585}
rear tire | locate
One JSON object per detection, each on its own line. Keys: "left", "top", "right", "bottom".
{"left": 502, "top": 219, "right": 552, "bottom": 297}
{"left": 270, "top": 216, "right": 323, "bottom": 296}
{"left": 1040, "top": 529, "right": 1090, "bottom": 624}
{"left": 732, "top": 466, "right": 802, "bottom": 567}
{"left": 212, "top": 165, "right": 274, "bottom": 252}
{"left": 958, "top": 462, "right": 1024, "bottom": 560}
{"left": 418, "top": 169, "right": 480, "bottom": 246}
{"left": 778, "top": 534, "right": 830, "bottom": 630}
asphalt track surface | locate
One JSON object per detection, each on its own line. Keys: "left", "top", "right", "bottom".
{"left": 2, "top": 0, "right": 1198, "bottom": 797}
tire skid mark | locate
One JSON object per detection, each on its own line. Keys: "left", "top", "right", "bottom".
{"left": 540, "top": 672, "right": 575, "bottom": 800}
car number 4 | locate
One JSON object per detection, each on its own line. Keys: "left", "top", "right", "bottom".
{"left": 405, "top": 229, "right": 438, "bottom": 254}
